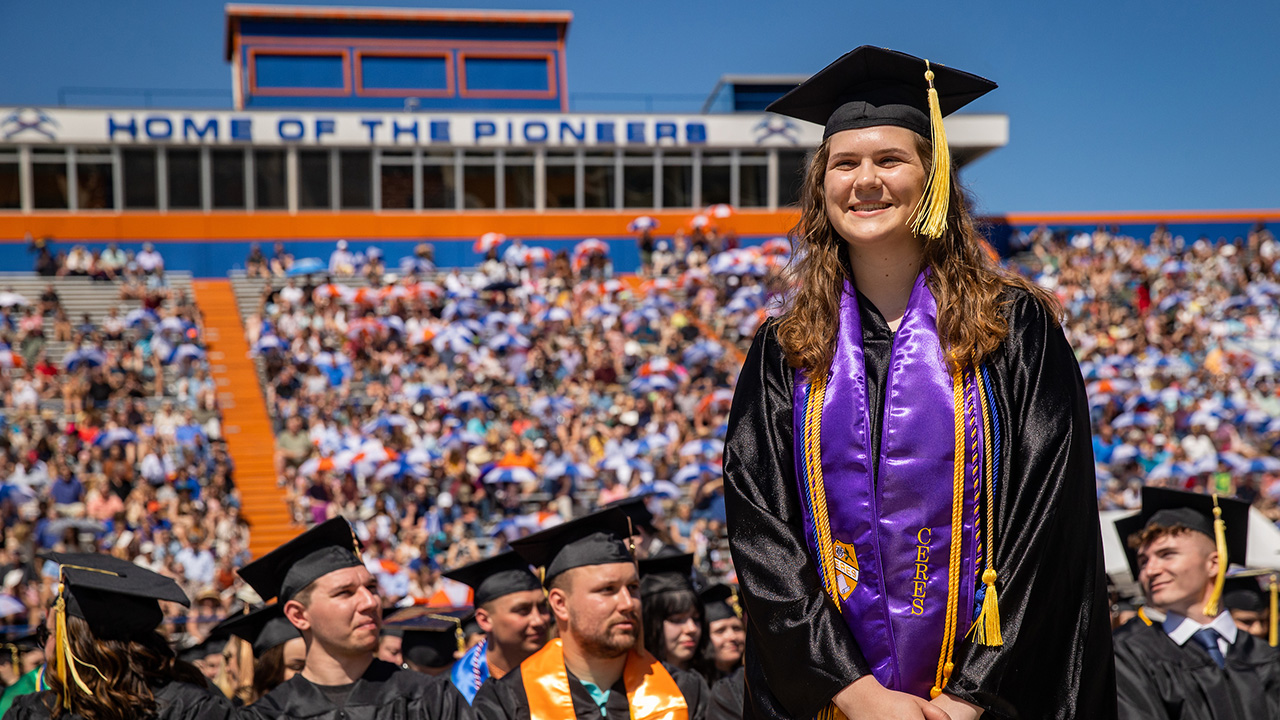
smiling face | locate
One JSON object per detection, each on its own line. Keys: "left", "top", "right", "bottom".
{"left": 707, "top": 616, "right": 745, "bottom": 671}
{"left": 1137, "top": 529, "right": 1217, "bottom": 616}
{"left": 661, "top": 609, "right": 702, "bottom": 668}
{"left": 823, "top": 125, "right": 927, "bottom": 252}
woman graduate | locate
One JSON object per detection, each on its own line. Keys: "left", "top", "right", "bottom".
{"left": 4, "top": 552, "right": 234, "bottom": 720}
{"left": 723, "top": 47, "right": 1115, "bottom": 720}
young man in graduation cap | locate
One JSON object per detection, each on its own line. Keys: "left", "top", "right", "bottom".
{"left": 473, "top": 507, "right": 709, "bottom": 720}
{"left": 1114, "top": 487, "right": 1280, "bottom": 719}
{"left": 235, "top": 517, "right": 472, "bottom": 720}
{"left": 442, "top": 551, "right": 550, "bottom": 703}
{"left": 5, "top": 552, "right": 234, "bottom": 720}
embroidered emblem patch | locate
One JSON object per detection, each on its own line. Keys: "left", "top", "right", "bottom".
{"left": 832, "top": 540, "right": 860, "bottom": 599}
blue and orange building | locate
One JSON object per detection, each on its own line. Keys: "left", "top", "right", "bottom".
{"left": 0, "top": 5, "right": 1273, "bottom": 275}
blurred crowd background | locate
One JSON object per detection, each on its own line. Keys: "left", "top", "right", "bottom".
{"left": 2, "top": 217, "right": 1278, "bottom": 662}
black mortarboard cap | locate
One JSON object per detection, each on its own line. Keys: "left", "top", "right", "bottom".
{"left": 639, "top": 553, "right": 695, "bottom": 598}
{"left": 41, "top": 552, "right": 190, "bottom": 641}
{"left": 510, "top": 507, "right": 633, "bottom": 584}
{"left": 766, "top": 46, "right": 996, "bottom": 140}
{"left": 220, "top": 604, "right": 301, "bottom": 657}
{"left": 605, "top": 497, "right": 656, "bottom": 533}
{"left": 700, "top": 584, "right": 743, "bottom": 624}
{"left": 442, "top": 552, "right": 541, "bottom": 607}
{"left": 237, "top": 517, "right": 364, "bottom": 603}
{"left": 383, "top": 609, "right": 465, "bottom": 670}
{"left": 1114, "top": 487, "right": 1249, "bottom": 581}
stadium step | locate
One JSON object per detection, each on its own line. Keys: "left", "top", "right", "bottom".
{"left": 191, "top": 279, "right": 297, "bottom": 558}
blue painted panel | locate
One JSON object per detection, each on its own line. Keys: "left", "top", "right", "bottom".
{"left": 243, "top": 94, "right": 562, "bottom": 111}
{"left": 465, "top": 57, "right": 550, "bottom": 92}
{"left": 361, "top": 55, "right": 449, "bottom": 91}
{"left": 255, "top": 54, "right": 346, "bottom": 90}
{"left": 238, "top": 19, "right": 560, "bottom": 42}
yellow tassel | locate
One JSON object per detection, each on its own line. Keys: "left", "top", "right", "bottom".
{"left": 1202, "top": 496, "right": 1228, "bottom": 617}
{"left": 970, "top": 569, "right": 1004, "bottom": 646}
{"left": 1269, "top": 575, "right": 1277, "bottom": 648}
{"left": 909, "top": 60, "right": 952, "bottom": 240}
{"left": 4, "top": 644, "right": 18, "bottom": 678}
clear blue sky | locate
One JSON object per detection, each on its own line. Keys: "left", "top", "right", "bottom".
{"left": 3, "top": 0, "right": 1277, "bottom": 214}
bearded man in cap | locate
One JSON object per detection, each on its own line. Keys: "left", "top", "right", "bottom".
{"left": 473, "top": 508, "right": 708, "bottom": 720}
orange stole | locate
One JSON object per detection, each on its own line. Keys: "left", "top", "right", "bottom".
{"left": 520, "top": 639, "right": 689, "bottom": 720}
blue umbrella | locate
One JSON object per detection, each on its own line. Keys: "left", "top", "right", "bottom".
{"left": 287, "top": 257, "right": 327, "bottom": 276}
{"left": 628, "top": 216, "right": 659, "bottom": 232}
{"left": 438, "top": 430, "right": 484, "bottom": 448}
{"left": 254, "top": 334, "right": 286, "bottom": 354}
{"left": 63, "top": 348, "right": 107, "bottom": 371}
{"left": 400, "top": 257, "right": 434, "bottom": 274}
{"left": 452, "top": 392, "right": 492, "bottom": 412}
{"left": 530, "top": 396, "right": 575, "bottom": 417}
{"left": 629, "top": 376, "right": 676, "bottom": 394}
{"left": 683, "top": 341, "right": 725, "bottom": 365}
{"left": 157, "top": 317, "right": 193, "bottom": 336}
{"left": 536, "top": 307, "right": 572, "bottom": 324}
{"left": 673, "top": 463, "right": 722, "bottom": 484}
{"left": 543, "top": 461, "right": 596, "bottom": 481}
{"left": 167, "top": 343, "right": 206, "bottom": 364}
{"left": 125, "top": 308, "right": 158, "bottom": 329}
{"left": 584, "top": 304, "right": 622, "bottom": 321}
{"left": 680, "top": 439, "right": 725, "bottom": 458}
{"left": 484, "top": 466, "right": 538, "bottom": 485}
{"left": 94, "top": 428, "right": 138, "bottom": 447}
{"left": 361, "top": 415, "right": 410, "bottom": 434}
{"left": 487, "top": 333, "right": 530, "bottom": 352}
{"left": 627, "top": 434, "right": 671, "bottom": 456}
{"left": 630, "top": 480, "right": 681, "bottom": 499}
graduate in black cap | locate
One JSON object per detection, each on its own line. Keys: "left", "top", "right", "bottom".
{"left": 4, "top": 552, "right": 234, "bottom": 720}
{"left": 1113, "top": 487, "right": 1280, "bottom": 719}
{"left": 219, "top": 604, "right": 305, "bottom": 705}
{"left": 723, "top": 45, "right": 1114, "bottom": 720}
{"left": 233, "top": 517, "right": 471, "bottom": 720}
{"left": 473, "top": 508, "right": 709, "bottom": 720}
{"left": 1221, "top": 571, "right": 1277, "bottom": 643}
{"left": 638, "top": 553, "right": 706, "bottom": 676}
{"left": 699, "top": 585, "right": 744, "bottom": 684}
{"left": 442, "top": 552, "right": 550, "bottom": 703}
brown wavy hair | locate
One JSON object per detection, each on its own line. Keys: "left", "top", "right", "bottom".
{"left": 42, "top": 616, "right": 208, "bottom": 720}
{"left": 775, "top": 134, "right": 1060, "bottom": 378}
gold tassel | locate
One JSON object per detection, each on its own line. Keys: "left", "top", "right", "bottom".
{"left": 1269, "top": 574, "right": 1278, "bottom": 648}
{"left": 909, "top": 60, "right": 952, "bottom": 240}
{"left": 4, "top": 644, "right": 18, "bottom": 678}
{"left": 1202, "top": 495, "right": 1228, "bottom": 616}
{"left": 426, "top": 614, "right": 465, "bottom": 654}
{"left": 970, "top": 570, "right": 1004, "bottom": 646}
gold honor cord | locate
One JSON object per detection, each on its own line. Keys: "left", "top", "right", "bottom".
{"left": 968, "top": 372, "right": 1002, "bottom": 646}
{"left": 425, "top": 613, "right": 466, "bottom": 653}
{"left": 801, "top": 374, "right": 844, "bottom": 720}
{"left": 53, "top": 564, "right": 118, "bottom": 707}
{"left": 930, "top": 369, "right": 969, "bottom": 699}
{"left": 1270, "top": 575, "right": 1278, "bottom": 648}
{"left": 909, "top": 60, "right": 952, "bottom": 240}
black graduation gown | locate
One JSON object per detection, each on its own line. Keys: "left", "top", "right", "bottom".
{"left": 3, "top": 681, "right": 235, "bottom": 720}
{"left": 473, "top": 661, "right": 708, "bottom": 720}
{"left": 1114, "top": 617, "right": 1280, "bottom": 719}
{"left": 723, "top": 288, "right": 1117, "bottom": 720}
{"left": 241, "top": 659, "right": 473, "bottom": 720}
{"left": 707, "top": 668, "right": 743, "bottom": 720}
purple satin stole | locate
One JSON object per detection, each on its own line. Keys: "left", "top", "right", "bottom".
{"left": 793, "top": 273, "right": 982, "bottom": 698}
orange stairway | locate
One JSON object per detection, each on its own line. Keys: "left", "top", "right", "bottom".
{"left": 193, "top": 280, "right": 297, "bottom": 558}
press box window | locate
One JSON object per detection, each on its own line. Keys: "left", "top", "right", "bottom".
{"left": 122, "top": 149, "right": 158, "bottom": 209}
{"left": 360, "top": 55, "right": 449, "bottom": 92}
{"left": 661, "top": 151, "right": 692, "bottom": 209}
{"left": 463, "top": 56, "right": 551, "bottom": 93}
{"left": 339, "top": 151, "right": 372, "bottom": 209}
{"left": 701, "top": 152, "right": 732, "bottom": 207}
{"left": 503, "top": 151, "right": 534, "bottom": 210}
{"left": 583, "top": 151, "right": 615, "bottom": 210}
{"left": 31, "top": 148, "right": 68, "bottom": 210}
{"left": 254, "top": 150, "right": 286, "bottom": 209}
{"left": 623, "top": 151, "right": 654, "bottom": 209}
{"left": 211, "top": 149, "right": 246, "bottom": 209}
{"left": 379, "top": 151, "right": 414, "bottom": 210}
{"left": 167, "top": 149, "right": 202, "bottom": 210}
{"left": 421, "top": 150, "right": 456, "bottom": 210}
{"left": 298, "top": 150, "right": 331, "bottom": 209}
{"left": 739, "top": 152, "right": 768, "bottom": 208}
{"left": 462, "top": 152, "right": 496, "bottom": 210}
{"left": 776, "top": 150, "right": 808, "bottom": 208}
{"left": 545, "top": 151, "right": 576, "bottom": 209}
{"left": 0, "top": 160, "right": 18, "bottom": 210}
{"left": 254, "top": 52, "right": 346, "bottom": 90}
